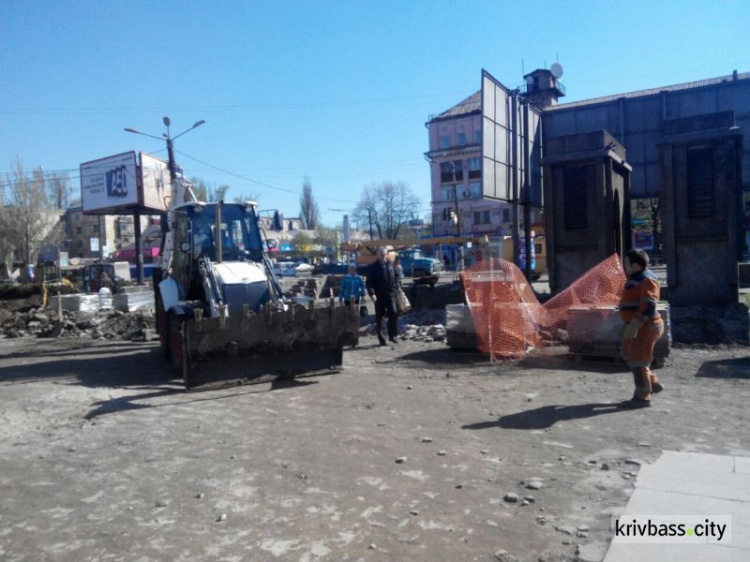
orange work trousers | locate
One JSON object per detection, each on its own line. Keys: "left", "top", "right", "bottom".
{"left": 620, "top": 320, "right": 664, "bottom": 401}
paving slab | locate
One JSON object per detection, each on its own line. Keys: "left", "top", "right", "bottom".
{"left": 735, "top": 456, "right": 750, "bottom": 475}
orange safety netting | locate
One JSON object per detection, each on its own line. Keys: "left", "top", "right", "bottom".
{"left": 463, "top": 254, "right": 626, "bottom": 359}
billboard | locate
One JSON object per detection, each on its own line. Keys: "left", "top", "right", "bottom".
{"left": 140, "top": 152, "right": 170, "bottom": 212}
{"left": 480, "top": 69, "right": 543, "bottom": 206}
{"left": 80, "top": 152, "right": 139, "bottom": 213}
{"left": 481, "top": 71, "right": 513, "bottom": 202}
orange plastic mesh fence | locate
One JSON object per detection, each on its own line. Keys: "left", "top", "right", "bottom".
{"left": 463, "top": 254, "right": 626, "bottom": 360}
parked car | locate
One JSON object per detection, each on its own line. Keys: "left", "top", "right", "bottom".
{"left": 294, "top": 263, "right": 314, "bottom": 276}
{"left": 272, "top": 261, "right": 314, "bottom": 277}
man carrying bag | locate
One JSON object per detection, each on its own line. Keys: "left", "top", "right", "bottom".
{"left": 366, "top": 247, "right": 403, "bottom": 346}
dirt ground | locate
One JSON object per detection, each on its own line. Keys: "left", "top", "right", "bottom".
{"left": 0, "top": 331, "right": 748, "bottom": 562}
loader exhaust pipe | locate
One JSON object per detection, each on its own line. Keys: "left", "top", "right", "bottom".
{"left": 215, "top": 201, "right": 223, "bottom": 263}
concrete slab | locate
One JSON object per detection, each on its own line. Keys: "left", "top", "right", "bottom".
{"left": 735, "top": 456, "right": 750, "bottom": 475}
{"left": 622, "top": 489, "right": 750, "bottom": 548}
{"left": 635, "top": 453, "right": 750, "bottom": 502}
{"left": 605, "top": 543, "right": 747, "bottom": 562}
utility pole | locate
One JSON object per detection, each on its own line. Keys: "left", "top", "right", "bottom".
{"left": 451, "top": 160, "right": 464, "bottom": 271}
{"left": 511, "top": 91, "right": 520, "bottom": 272}
{"left": 125, "top": 117, "right": 205, "bottom": 284}
{"left": 522, "top": 99, "right": 533, "bottom": 282}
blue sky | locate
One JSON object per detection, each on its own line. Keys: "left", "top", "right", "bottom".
{"left": 1, "top": 0, "right": 748, "bottom": 226}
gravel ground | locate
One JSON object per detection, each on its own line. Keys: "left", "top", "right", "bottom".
{"left": 0, "top": 330, "right": 748, "bottom": 562}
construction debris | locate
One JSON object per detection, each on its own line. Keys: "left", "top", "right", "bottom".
{"left": 0, "top": 306, "right": 157, "bottom": 341}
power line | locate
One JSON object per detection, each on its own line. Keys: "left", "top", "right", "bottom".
{"left": 175, "top": 150, "right": 358, "bottom": 204}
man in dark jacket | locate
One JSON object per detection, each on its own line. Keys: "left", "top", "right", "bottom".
{"left": 366, "top": 246, "right": 402, "bottom": 346}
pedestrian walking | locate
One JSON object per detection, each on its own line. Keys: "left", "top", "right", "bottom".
{"left": 366, "top": 247, "right": 403, "bottom": 346}
{"left": 339, "top": 263, "right": 366, "bottom": 307}
{"left": 618, "top": 249, "right": 664, "bottom": 408}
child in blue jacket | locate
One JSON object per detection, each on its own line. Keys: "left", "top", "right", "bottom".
{"left": 339, "top": 263, "right": 366, "bottom": 306}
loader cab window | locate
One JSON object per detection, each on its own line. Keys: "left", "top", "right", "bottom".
{"left": 187, "top": 204, "right": 264, "bottom": 262}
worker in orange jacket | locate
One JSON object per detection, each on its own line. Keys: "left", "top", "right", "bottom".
{"left": 618, "top": 249, "right": 664, "bottom": 408}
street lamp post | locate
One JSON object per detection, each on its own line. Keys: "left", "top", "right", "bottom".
{"left": 124, "top": 117, "right": 205, "bottom": 284}
{"left": 450, "top": 161, "right": 464, "bottom": 272}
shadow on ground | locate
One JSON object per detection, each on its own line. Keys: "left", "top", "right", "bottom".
{"left": 390, "top": 347, "right": 497, "bottom": 366}
{"left": 83, "top": 378, "right": 319, "bottom": 420}
{"left": 0, "top": 342, "right": 177, "bottom": 387}
{"left": 696, "top": 356, "right": 750, "bottom": 379}
{"left": 518, "top": 354, "right": 631, "bottom": 374}
{"left": 463, "top": 402, "right": 623, "bottom": 431}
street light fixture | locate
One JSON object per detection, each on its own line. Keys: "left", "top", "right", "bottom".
{"left": 124, "top": 117, "right": 206, "bottom": 181}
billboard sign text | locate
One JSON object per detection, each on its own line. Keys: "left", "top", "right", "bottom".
{"left": 80, "top": 152, "right": 139, "bottom": 213}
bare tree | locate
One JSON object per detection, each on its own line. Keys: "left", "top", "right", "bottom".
{"left": 232, "top": 191, "right": 260, "bottom": 204}
{"left": 649, "top": 196, "right": 662, "bottom": 255}
{"left": 0, "top": 204, "right": 16, "bottom": 278}
{"left": 190, "top": 177, "right": 231, "bottom": 202}
{"left": 632, "top": 196, "right": 662, "bottom": 255}
{"left": 48, "top": 172, "right": 72, "bottom": 209}
{"left": 299, "top": 177, "right": 320, "bottom": 230}
{"left": 352, "top": 181, "right": 420, "bottom": 240}
{"left": 0, "top": 159, "right": 63, "bottom": 277}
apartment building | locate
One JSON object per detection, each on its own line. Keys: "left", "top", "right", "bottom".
{"left": 62, "top": 207, "right": 153, "bottom": 260}
{"left": 425, "top": 92, "right": 512, "bottom": 239}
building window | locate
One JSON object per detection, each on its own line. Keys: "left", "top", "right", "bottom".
{"left": 440, "top": 162, "right": 453, "bottom": 183}
{"left": 475, "top": 130, "right": 482, "bottom": 143}
{"left": 474, "top": 210, "right": 491, "bottom": 225}
{"left": 564, "top": 166, "right": 588, "bottom": 230}
{"left": 468, "top": 182, "right": 481, "bottom": 198}
{"left": 502, "top": 208, "right": 511, "bottom": 222}
{"left": 92, "top": 224, "right": 99, "bottom": 234}
{"left": 76, "top": 240, "right": 83, "bottom": 249}
{"left": 468, "top": 158, "right": 481, "bottom": 179}
{"left": 442, "top": 187, "right": 455, "bottom": 201}
{"left": 457, "top": 133, "right": 466, "bottom": 145}
{"left": 75, "top": 214, "right": 80, "bottom": 222}
{"left": 441, "top": 160, "right": 463, "bottom": 182}
{"left": 453, "top": 160, "right": 463, "bottom": 181}
{"left": 75, "top": 226, "right": 82, "bottom": 235}
{"left": 440, "top": 136, "right": 450, "bottom": 149}
{"left": 687, "top": 146, "right": 715, "bottom": 218}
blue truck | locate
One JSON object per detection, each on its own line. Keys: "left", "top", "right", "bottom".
{"left": 396, "top": 249, "right": 444, "bottom": 278}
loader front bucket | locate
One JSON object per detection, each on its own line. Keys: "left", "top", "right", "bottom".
{"left": 168, "top": 302, "right": 360, "bottom": 390}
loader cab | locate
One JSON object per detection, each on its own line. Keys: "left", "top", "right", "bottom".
{"left": 171, "top": 202, "right": 266, "bottom": 297}
{"left": 183, "top": 203, "right": 264, "bottom": 261}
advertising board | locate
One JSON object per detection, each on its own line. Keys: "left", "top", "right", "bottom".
{"left": 140, "top": 152, "right": 170, "bottom": 212}
{"left": 80, "top": 152, "right": 139, "bottom": 213}
{"left": 480, "top": 69, "right": 543, "bottom": 206}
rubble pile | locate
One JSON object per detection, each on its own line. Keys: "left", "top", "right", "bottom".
{"left": 364, "top": 309, "right": 448, "bottom": 343}
{"left": 0, "top": 307, "right": 157, "bottom": 341}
